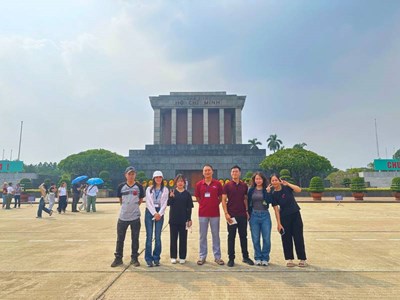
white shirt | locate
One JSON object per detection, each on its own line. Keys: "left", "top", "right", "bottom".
{"left": 58, "top": 186, "right": 67, "bottom": 196}
{"left": 86, "top": 185, "right": 98, "bottom": 196}
{"left": 7, "top": 186, "right": 14, "bottom": 194}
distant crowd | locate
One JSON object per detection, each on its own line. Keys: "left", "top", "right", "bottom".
{"left": 1, "top": 181, "right": 99, "bottom": 218}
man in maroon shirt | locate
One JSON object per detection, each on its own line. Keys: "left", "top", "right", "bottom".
{"left": 195, "top": 164, "right": 224, "bottom": 266}
{"left": 222, "top": 165, "right": 254, "bottom": 267}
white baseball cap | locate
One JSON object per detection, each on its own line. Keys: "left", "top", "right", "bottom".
{"left": 152, "top": 170, "right": 163, "bottom": 178}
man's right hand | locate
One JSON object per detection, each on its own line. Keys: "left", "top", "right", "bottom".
{"left": 225, "top": 213, "right": 233, "bottom": 224}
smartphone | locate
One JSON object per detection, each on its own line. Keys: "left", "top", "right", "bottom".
{"left": 279, "top": 228, "right": 285, "bottom": 236}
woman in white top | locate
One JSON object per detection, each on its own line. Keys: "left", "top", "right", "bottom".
{"left": 57, "top": 182, "right": 68, "bottom": 213}
{"left": 144, "top": 170, "right": 169, "bottom": 267}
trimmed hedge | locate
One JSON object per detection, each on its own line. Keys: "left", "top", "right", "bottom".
{"left": 351, "top": 177, "right": 366, "bottom": 193}
{"left": 391, "top": 177, "right": 400, "bottom": 192}
{"left": 309, "top": 176, "right": 325, "bottom": 193}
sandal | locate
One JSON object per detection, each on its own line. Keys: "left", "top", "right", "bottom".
{"left": 197, "top": 259, "right": 205, "bottom": 265}
{"left": 286, "top": 260, "right": 296, "bottom": 267}
{"left": 298, "top": 260, "right": 308, "bottom": 267}
{"left": 214, "top": 258, "right": 225, "bottom": 265}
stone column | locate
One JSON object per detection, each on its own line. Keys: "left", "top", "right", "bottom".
{"left": 235, "top": 108, "right": 242, "bottom": 144}
{"left": 187, "top": 108, "right": 192, "bottom": 145}
{"left": 219, "top": 108, "right": 224, "bottom": 144}
{"left": 171, "top": 108, "right": 177, "bottom": 144}
{"left": 153, "top": 108, "right": 161, "bottom": 144}
{"left": 203, "top": 108, "right": 208, "bottom": 144}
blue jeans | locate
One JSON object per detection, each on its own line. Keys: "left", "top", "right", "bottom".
{"left": 145, "top": 208, "right": 164, "bottom": 263}
{"left": 249, "top": 210, "right": 272, "bottom": 262}
{"left": 37, "top": 197, "right": 51, "bottom": 218}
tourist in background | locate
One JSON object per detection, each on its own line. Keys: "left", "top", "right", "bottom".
{"left": 145, "top": 170, "right": 169, "bottom": 267}
{"left": 6, "top": 182, "right": 15, "bottom": 209}
{"left": 14, "top": 183, "right": 22, "bottom": 208}
{"left": 270, "top": 174, "right": 307, "bottom": 267}
{"left": 86, "top": 184, "right": 99, "bottom": 212}
{"left": 78, "top": 184, "right": 88, "bottom": 211}
{"left": 57, "top": 181, "right": 68, "bottom": 214}
{"left": 48, "top": 183, "right": 57, "bottom": 211}
{"left": 168, "top": 174, "right": 193, "bottom": 264}
{"left": 2, "top": 182, "right": 7, "bottom": 209}
{"left": 71, "top": 183, "right": 82, "bottom": 212}
{"left": 37, "top": 183, "right": 53, "bottom": 218}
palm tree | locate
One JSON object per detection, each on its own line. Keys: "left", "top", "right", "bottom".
{"left": 248, "top": 138, "right": 262, "bottom": 149}
{"left": 293, "top": 142, "right": 307, "bottom": 149}
{"left": 267, "top": 134, "right": 283, "bottom": 153}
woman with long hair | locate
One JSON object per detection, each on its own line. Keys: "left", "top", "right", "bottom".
{"left": 37, "top": 183, "right": 53, "bottom": 218}
{"left": 168, "top": 174, "right": 193, "bottom": 264}
{"left": 270, "top": 174, "right": 307, "bottom": 267}
{"left": 145, "top": 170, "right": 169, "bottom": 267}
{"left": 248, "top": 172, "right": 281, "bottom": 266}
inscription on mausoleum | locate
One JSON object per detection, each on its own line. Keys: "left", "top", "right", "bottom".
{"left": 174, "top": 99, "right": 222, "bottom": 106}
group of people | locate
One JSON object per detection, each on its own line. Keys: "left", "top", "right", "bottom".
{"left": 1, "top": 180, "right": 99, "bottom": 218}
{"left": 36, "top": 181, "right": 99, "bottom": 218}
{"left": 111, "top": 164, "right": 307, "bottom": 269}
{"left": 2, "top": 182, "right": 22, "bottom": 209}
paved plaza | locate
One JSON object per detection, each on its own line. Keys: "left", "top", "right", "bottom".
{"left": 0, "top": 199, "right": 399, "bottom": 299}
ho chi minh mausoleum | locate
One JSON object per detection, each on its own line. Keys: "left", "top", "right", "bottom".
{"left": 127, "top": 92, "right": 266, "bottom": 190}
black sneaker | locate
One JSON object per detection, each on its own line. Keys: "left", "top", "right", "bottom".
{"left": 131, "top": 259, "right": 140, "bottom": 267}
{"left": 242, "top": 258, "right": 254, "bottom": 265}
{"left": 49, "top": 210, "right": 53, "bottom": 216}
{"left": 227, "top": 260, "right": 235, "bottom": 267}
{"left": 154, "top": 261, "right": 160, "bottom": 266}
{"left": 111, "top": 258, "right": 123, "bottom": 267}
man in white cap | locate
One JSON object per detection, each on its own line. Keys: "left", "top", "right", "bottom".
{"left": 111, "top": 166, "right": 145, "bottom": 267}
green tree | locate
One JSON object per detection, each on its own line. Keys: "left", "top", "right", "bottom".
{"left": 19, "top": 178, "right": 32, "bottom": 190}
{"left": 279, "top": 169, "right": 294, "bottom": 184}
{"left": 393, "top": 149, "right": 400, "bottom": 160}
{"left": 260, "top": 148, "right": 333, "bottom": 187}
{"left": 266, "top": 134, "right": 283, "bottom": 153}
{"left": 23, "top": 161, "right": 61, "bottom": 184}
{"left": 293, "top": 143, "right": 307, "bottom": 149}
{"left": 58, "top": 173, "right": 71, "bottom": 190}
{"left": 58, "top": 149, "right": 129, "bottom": 190}
{"left": 342, "top": 178, "right": 351, "bottom": 188}
{"left": 326, "top": 170, "right": 356, "bottom": 187}
{"left": 136, "top": 171, "right": 147, "bottom": 183}
{"left": 248, "top": 138, "right": 262, "bottom": 150}
{"left": 99, "top": 170, "right": 112, "bottom": 189}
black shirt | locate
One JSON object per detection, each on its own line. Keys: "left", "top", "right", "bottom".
{"left": 72, "top": 184, "right": 81, "bottom": 196}
{"left": 168, "top": 189, "right": 194, "bottom": 225}
{"left": 271, "top": 185, "right": 300, "bottom": 217}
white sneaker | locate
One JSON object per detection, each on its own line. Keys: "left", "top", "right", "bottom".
{"left": 261, "top": 261, "right": 269, "bottom": 266}
{"left": 171, "top": 258, "right": 177, "bottom": 264}
{"left": 179, "top": 259, "right": 186, "bottom": 264}
{"left": 255, "top": 260, "right": 262, "bottom": 266}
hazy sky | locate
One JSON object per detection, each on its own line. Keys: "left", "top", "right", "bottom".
{"left": 1, "top": 0, "right": 399, "bottom": 170}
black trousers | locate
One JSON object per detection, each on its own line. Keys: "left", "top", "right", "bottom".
{"left": 72, "top": 194, "right": 80, "bottom": 212}
{"left": 280, "top": 211, "right": 307, "bottom": 260}
{"left": 227, "top": 215, "right": 249, "bottom": 260}
{"left": 169, "top": 223, "right": 188, "bottom": 259}
{"left": 114, "top": 218, "right": 141, "bottom": 259}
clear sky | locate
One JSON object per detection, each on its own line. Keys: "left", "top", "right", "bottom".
{"left": 1, "top": 0, "right": 399, "bottom": 170}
